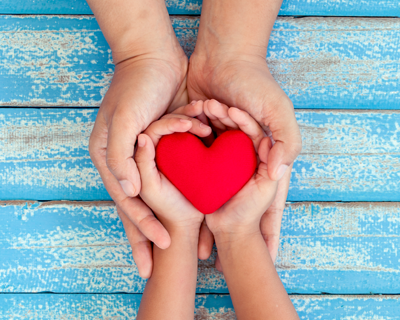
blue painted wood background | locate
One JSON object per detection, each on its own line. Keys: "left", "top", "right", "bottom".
{"left": 2, "top": 16, "right": 400, "bottom": 109}
{"left": 0, "top": 0, "right": 399, "bottom": 16}
{"left": 1, "top": 0, "right": 400, "bottom": 319}
{"left": 1, "top": 109, "right": 399, "bottom": 201}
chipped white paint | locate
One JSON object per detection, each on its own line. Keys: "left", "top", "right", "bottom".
{"left": 0, "top": 109, "right": 95, "bottom": 160}
{"left": 277, "top": 202, "right": 400, "bottom": 272}
{"left": 1, "top": 0, "right": 399, "bottom": 16}
{"left": 0, "top": 201, "right": 225, "bottom": 293}
{"left": 2, "top": 201, "right": 400, "bottom": 293}
{"left": 1, "top": 16, "right": 400, "bottom": 108}
{"left": 2, "top": 294, "right": 400, "bottom": 319}
{"left": 1, "top": 109, "right": 399, "bottom": 201}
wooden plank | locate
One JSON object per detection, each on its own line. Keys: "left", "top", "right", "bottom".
{"left": 1, "top": 109, "right": 399, "bottom": 201}
{"left": 278, "top": 202, "right": 400, "bottom": 294}
{"left": 0, "top": 201, "right": 225, "bottom": 293}
{"left": 0, "top": 0, "right": 398, "bottom": 16}
{"left": 2, "top": 201, "right": 400, "bottom": 294}
{"left": 1, "top": 16, "right": 400, "bottom": 109}
{"left": 0, "top": 0, "right": 203, "bottom": 15}
{"left": 2, "top": 294, "right": 400, "bottom": 320}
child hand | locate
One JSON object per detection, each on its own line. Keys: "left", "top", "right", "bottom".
{"left": 203, "top": 100, "right": 279, "bottom": 238}
{"left": 135, "top": 102, "right": 211, "bottom": 236}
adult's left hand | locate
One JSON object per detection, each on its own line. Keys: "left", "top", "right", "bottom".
{"left": 188, "top": 55, "right": 301, "bottom": 266}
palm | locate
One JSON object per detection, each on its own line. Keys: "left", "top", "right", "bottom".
{"left": 206, "top": 168, "right": 277, "bottom": 235}
{"left": 187, "top": 56, "right": 292, "bottom": 127}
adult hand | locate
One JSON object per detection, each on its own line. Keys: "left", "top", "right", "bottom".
{"left": 188, "top": 56, "right": 300, "bottom": 265}
{"left": 187, "top": 0, "right": 302, "bottom": 264}
{"left": 87, "top": 0, "right": 189, "bottom": 278}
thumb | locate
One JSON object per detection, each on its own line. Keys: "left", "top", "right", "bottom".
{"left": 106, "top": 109, "right": 142, "bottom": 197}
{"left": 263, "top": 99, "right": 302, "bottom": 181}
{"left": 256, "top": 137, "right": 279, "bottom": 203}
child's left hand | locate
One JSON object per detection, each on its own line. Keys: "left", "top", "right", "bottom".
{"left": 135, "top": 101, "right": 211, "bottom": 236}
{"left": 202, "top": 100, "right": 279, "bottom": 238}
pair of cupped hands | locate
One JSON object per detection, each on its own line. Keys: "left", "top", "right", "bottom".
{"left": 89, "top": 39, "right": 302, "bottom": 278}
{"left": 137, "top": 99, "right": 278, "bottom": 268}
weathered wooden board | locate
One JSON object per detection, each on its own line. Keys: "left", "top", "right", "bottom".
{"left": 0, "top": 201, "right": 224, "bottom": 293}
{"left": 0, "top": 0, "right": 398, "bottom": 17}
{"left": 0, "top": 0, "right": 203, "bottom": 15}
{"left": 1, "top": 109, "right": 399, "bottom": 201}
{"left": 2, "top": 294, "right": 400, "bottom": 320}
{"left": 2, "top": 201, "right": 400, "bottom": 294}
{"left": 0, "top": 294, "right": 232, "bottom": 319}
{"left": 1, "top": 16, "right": 400, "bottom": 109}
{"left": 278, "top": 202, "right": 400, "bottom": 294}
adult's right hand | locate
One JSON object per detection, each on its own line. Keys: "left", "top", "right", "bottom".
{"left": 87, "top": 0, "right": 190, "bottom": 279}
{"left": 89, "top": 54, "right": 188, "bottom": 278}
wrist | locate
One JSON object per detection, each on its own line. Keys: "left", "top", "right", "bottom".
{"left": 214, "top": 229, "right": 265, "bottom": 257}
{"left": 161, "top": 219, "right": 203, "bottom": 243}
{"left": 213, "top": 225, "right": 261, "bottom": 244}
{"left": 193, "top": 0, "right": 282, "bottom": 61}
{"left": 111, "top": 27, "right": 186, "bottom": 66}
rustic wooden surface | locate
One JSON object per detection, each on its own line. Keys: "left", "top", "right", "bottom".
{"left": 0, "top": 0, "right": 398, "bottom": 16}
{"left": 1, "top": 109, "right": 399, "bottom": 201}
{"left": 1, "top": 5, "right": 399, "bottom": 318}
{"left": 2, "top": 201, "right": 400, "bottom": 294}
{"left": 2, "top": 294, "right": 400, "bottom": 320}
{"left": 1, "top": 16, "right": 400, "bottom": 109}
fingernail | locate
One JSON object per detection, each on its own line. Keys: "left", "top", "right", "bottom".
{"left": 138, "top": 135, "right": 146, "bottom": 147}
{"left": 190, "top": 100, "right": 197, "bottom": 105}
{"left": 180, "top": 119, "right": 192, "bottom": 124}
{"left": 120, "top": 180, "right": 135, "bottom": 197}
{"left": 276, "top": 164, "right": 289, "bottom": 180}
{"left": 200, "top": 122, "right": 211, "bottom": 130}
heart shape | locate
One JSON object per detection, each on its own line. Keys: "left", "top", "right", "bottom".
{"left": 155, "top": 130, "right": 257, "bottom": 214}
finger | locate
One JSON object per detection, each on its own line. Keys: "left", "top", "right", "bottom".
{"left": 117, "top": 206, "right": 153, "bottom": 278}
{"left": 260, "top": 164, "right": 292, "bottom": 262}
{"left": 255, "top": 137, "right": 279, "bottom": 202}
{"left": 89, "top": 110, "right": 108, "bottom": 170}
{"left": 204, "top": 99, "right": 239, "bottom": 131}
{"left": 196, "top": 111, "right": 215, "bottom": 147}
{"left": 90, "top": 106, "right": 170, "bottom": 251}
{"left": 106, "top": 107, "right": 142, "bottom": 198}
{"left": 263, "top": 99, "right": 302, "bottom": 181}
{"left": 122, "top": 196, "right": 171, "bottom": 250}
{"left": 135, "top": 134, "right": 160, "bottom": 186}
{"left": 198, "top": 220, "right": 214, "bottom": 260}
{"left": 228, "top": 107, "right": 265, "bottom": 150}
{"left": 171, "top": 100, "right": 204, "bottom": 117}
{"left": 215, "top": 254, "right": 223, "bottom": 272}
{"left": 95, "top": 154, "right": 171, "bottom": 250}
{"left": 145, "top": 117, "right": 211, "bottom": 146}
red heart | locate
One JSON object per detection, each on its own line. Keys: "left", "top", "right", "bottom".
{"left": 155, "top": 130, "right": 257, "bottom": 214}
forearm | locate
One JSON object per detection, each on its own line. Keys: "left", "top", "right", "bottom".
{"left": 215, "top": 232, "right": 299, "bottom": 320}
{"left": 86, "top": 0, "right": 181, "bottom": 63}
{"left": 195, "top": 0, "right": 283, "bottom": 58}
{"left": 137, "top": 228, "right": 199, "bottom": 320}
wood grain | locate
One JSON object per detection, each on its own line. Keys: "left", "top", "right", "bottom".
{"left": 1, "top": 16, "right": 400, "bottom": 109}
{"left": 3, "top": 294, "right": 400, "bottom": 319}
{"left": 1, "top": 109, "right": 399, "bottom": 201}
{"left": 0, "top": 0, "right": 398, "bottom": 16}
{"left": 2, "top": 201, "right": 400, "bottom": 294}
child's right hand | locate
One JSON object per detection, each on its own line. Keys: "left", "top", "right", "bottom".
{"left": 135, "top": 102, "right": 211, "bottom": 237}
{"left": 203, "top": 100, "right": 279, "bottom": 240}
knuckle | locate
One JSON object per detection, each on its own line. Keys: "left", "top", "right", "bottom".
{"left": 293, "top": 140, "right": 303, "bottom": 156}
{"left": 106, "top": 156, "right": 123, "bottom": 173}
{"left": 112, "top": 104, "right": 147, "bottom": 132}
